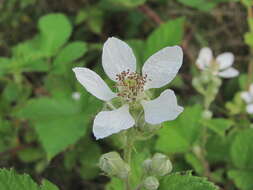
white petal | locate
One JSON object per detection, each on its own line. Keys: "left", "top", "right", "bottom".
{"left": 217, "top": 67, "right": 239, "bottom": 78}
{"left": 241, "top": 92, "right": 253, "bottom": 103}
{"left": 141, "top": 89, "right": 183, "bottom": 125}
{"left": 142, "top": 46, "right": 183, "bottom": 90}
{"left": 73, "top": 67, "right": 116, "bottom": 101}
{"left": 246, "top": 104, "right": 253, "bottom": 114}
{"left": 93, "top": 105, "right": 135, "bottom": 139}
{"left": 196, "top": 47, "right": 213, "bottom": 70}
{"left": 102, "top": 37, "right": 136, "bottom": 81}
{"left": 216, "top": 52, "right": 234, "bottom": 70}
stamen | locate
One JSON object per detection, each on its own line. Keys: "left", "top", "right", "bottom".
{"left": 115, "top": 70, "right": 150, "bottom": 102}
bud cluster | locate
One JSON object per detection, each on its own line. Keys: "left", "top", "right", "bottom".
{"left": 115, "top": 70, "right": 149, "bottom": 102}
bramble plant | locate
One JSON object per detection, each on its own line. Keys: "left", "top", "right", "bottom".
{"left": 1, "top": 0, "right": 253, "bottom": 190}
{"left": 73, "top": 37, "right": 184, "bottom": 189}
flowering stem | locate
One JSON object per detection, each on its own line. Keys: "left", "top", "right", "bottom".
{"left": 123, "top": 131, "right": 134, "bottom": 190}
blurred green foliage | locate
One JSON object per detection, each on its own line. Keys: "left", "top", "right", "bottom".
{"left": 0, "top": 0, "right": 252, "bottom": 189}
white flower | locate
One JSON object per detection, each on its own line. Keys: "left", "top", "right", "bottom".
{"left": 72, "top": 92, "right": 81, "bottom": 100}
{"left": 73, "top": 37, "right": 184, "bottom": 139}
{"left": 241, "top": 84, "right": 253, "bottom": 114}
{"left": 196, "top": 47, "right": 239, "bottom": 78}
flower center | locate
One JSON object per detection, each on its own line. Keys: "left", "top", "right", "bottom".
{"left": 115, "top": 70, "right": 148, "bottom": 102}
{"left": 210, "top": 59, "right": 220, "bottom": 74}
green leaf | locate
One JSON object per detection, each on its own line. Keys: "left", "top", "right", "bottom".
{"left": 79, "top": 142, "right": 102, "bottom": 180}
{"left": 100, "top": 0, "right": 146, "bottom": 9}
{"left": 38, "top": 13, "right": 72, "bottom": 55}
{"left": 54, "top": 41, "right": 87, "bottom": 65}
{"left": 130, "top": 151, "right": 149, "bottom": 188}
{"left": 144, "top": 17, "right": 185, "bottom": 60}
{"left": 127, "top": 39, "right": 145, "bottom": 71}
{"left": 206, "top": 134, "right": 230, "bottom": 163}
{"left": 15, "top": 97, "right": 97, "bottom": 160}
{"left": 176, "top": 0, "right": 216, "bottom": 12}
{"left": 0, "top": 57, "right": 12, "bottom": 76}
{"left": 230, "top": 128, "right": 253, "bottom": 169}
{"left": 204, "top": 118, "right": 233, "bottom": 136}
{"left": 105, "top": 178, "right": 124, "bottom": 190}
{"left": 17, "top": 147, "right": 44, "bottom": 163}
{"left": 228, "top": 170, "right": 253, "bottom": 190}
{"left": 160, "top": 173, "right": 219, "bottom": 190}
{"left": 241, "top": 0, "right": 253, "bottom": 7}
{"left": 0, "top": 168, "right": 58, "bottom": 190}
{"left": 155, "top": 105, "right": 203, "bottom": 154}
{"left": 244, "top": 32, "right": 253, "bottom": 47}
{"left": 41, "top": 180, "right": 59, "bottom": 190}
{"left": 185, "top": 153, "right": 204, "bottom": 175}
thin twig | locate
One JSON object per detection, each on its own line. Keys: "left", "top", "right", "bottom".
{"left": 138, "top": 5, "right": 164, "bottom": 25}
{"left": 247, "top": 6, "right": 253, "bottom": 88}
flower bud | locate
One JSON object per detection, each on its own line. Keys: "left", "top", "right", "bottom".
{"left": 143, "top": 158, "right": 152, "bottom": 174}
{"left": 202, "top": 110, "right": 212, "bottom": 119}
{"left": 150, "top": 153, "right": 173, "bottom": 176}
{"left": 99, "top": 152, "right": 130, "bottom": 179}
{"left": 143, "top": 176, "right": 159, "bottom": 190}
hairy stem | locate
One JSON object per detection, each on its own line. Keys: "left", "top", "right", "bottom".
{"left": 123, "top": 132, "right": 133, "bottom": 190}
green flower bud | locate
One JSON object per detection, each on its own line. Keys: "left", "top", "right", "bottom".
{"left": 143, "top": 158, "right": 152, "bottom": 174}
{"left": 202, "top": 110, "right": 212, "bottom": 119}
{"left": 150, "top": 153, "right": 173, "bottom": 176}
{"left": 143, "top": 176, "right": 159, "bottom": 190}
{"left": 99, "top": 152, "right": 130, "bottom": 179}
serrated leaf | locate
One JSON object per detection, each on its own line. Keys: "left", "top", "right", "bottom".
{"left": 230, "top": 128, "right": 253, "bottom": 169}
{"left": 155, "top": 105, "right": 203, "bottom": 153}
{"left": 228, "top": 169, "right": 253, "bottom": 190}
{"left": 15, "top": 97, "right": 99, "bottom": 160}
{"left": 53, "top": 41, "right": 87, "bottom": 65}
{"left": 160, "top": 173, "right": 219, "bottom": 190}
{"left": 144, "top": 17, "right": 185, "bottom": 60}
{"left": 204, "top": 118, "right": 233, "bottom": 136}
{"left": 0, "top": 169, "right": 58, "bottom": 190}
{"left": 38, "top": 13, "right": 72, "bottom": 55}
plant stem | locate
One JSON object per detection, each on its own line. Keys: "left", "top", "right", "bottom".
{"left": 123, "top": 131, "right": 133, "bottom": 190}
{"left": 138, "top": 4, "right": 163, "bottom": 25}
{"left": 247, "top": 6, "right": 253, "bottom": 88}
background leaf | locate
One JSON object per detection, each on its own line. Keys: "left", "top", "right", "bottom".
{"left": 38, "top": 13, "right": 72, "bottom": 55}
{"left": 0, "top": 169, "right": 58, "bottom": 190}
{"left": 230, "top": 128, "right": 253, "bottom": 169}
{"left": 144, "top": 17, "right": 185, "bottom": 60}
{"left": 155, "top": 105, "right": 203, "bottom": 154}
{"left": 15, "top": 96, "right": 101, "bottom": 160}
{"left": 160, "top": 173, "right": 219, "bottom": 190}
